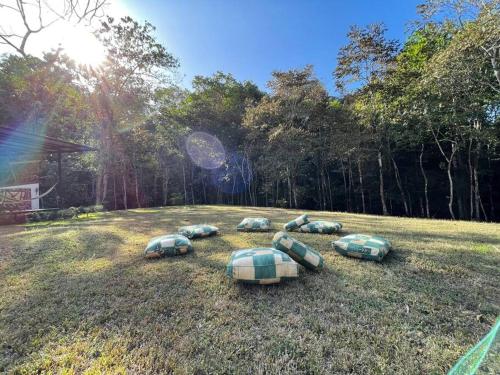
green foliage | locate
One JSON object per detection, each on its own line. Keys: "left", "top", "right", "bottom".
{"left": 334, "top": 23, "right": 399, "bottom": 93}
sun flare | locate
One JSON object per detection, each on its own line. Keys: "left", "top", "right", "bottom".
{"left": 58, "top": 24, "right": 106, "bottom": 67}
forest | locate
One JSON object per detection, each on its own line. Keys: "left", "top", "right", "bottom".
{"left": 1, "top": 0, "right": 499, "bottom": 221}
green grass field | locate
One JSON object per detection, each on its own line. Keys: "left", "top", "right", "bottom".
{"left": 1, "top": 205, "right": 499, "bottom": 374}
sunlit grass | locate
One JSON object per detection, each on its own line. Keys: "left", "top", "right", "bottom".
{"left": 1, "top": 205, "right": 499, "bottom": 373}
{"left": 24, "top": 212, "right": 108, "bottom": 228}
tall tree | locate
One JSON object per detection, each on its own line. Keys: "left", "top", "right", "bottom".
{"left": 86, "top": 16, "right": 179, "bottom": 207}
{"left": 244, "top": 66, "right": 331, "bottom": 208}
{"left": 335, "top": 23, "right": 399, "bottom": 215}
{"left": 417, "top": 0, "right": 500, "bottom": 88}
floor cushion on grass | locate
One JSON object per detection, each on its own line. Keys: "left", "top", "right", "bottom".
{"left": 145, "top": 234, "right": 193, "bottom": 258}
{"left": 283, "top": 214, "right": 310, "bottom": 231}
{"left": 332, "top": 234, "right": 391, "bottom": 261}
{"left": 296, "top": 220, "right": 342, "bottom": 234}
{"left": 236, "top": 217, "right": 271, "bottom": 232}
{"left": 226, "top": 248, "right": 298, "bottom": 284}
{"left": 178, "top": 224, "right": 219, "bottom": 239}
{"left": 272, "top": 231, "right": 324, "bottom": 270}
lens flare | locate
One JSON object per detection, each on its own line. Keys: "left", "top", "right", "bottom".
{"left": 0, "top": 124, "right": 46, "bottom": 186}
{"left": 186, "top": 132, "right": 225, "bottom": 170}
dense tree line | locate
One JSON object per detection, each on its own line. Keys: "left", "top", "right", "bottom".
{"left": 0, "top": 0, "right": 499, "bottom": 220}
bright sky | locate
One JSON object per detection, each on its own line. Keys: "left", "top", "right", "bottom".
{"left": 0, "top": 0, "right": 423, "bottom": 93}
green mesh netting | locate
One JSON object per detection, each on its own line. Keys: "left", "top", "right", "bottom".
{"left": 448, "top": 319, "right": 499, "bottom": 375}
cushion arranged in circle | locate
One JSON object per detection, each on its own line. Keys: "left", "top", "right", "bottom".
{"left": 178, "top": 224, "right": 219, "bottom": 239}
{"left": 297, "top": 220, "right": 342, "bottom": 234}
{"left": 226, "top": 248, "right": 298, "bottom": 284}
{"left": 145, "top": 234, "right": 193, "bottom": 258}
{"left": 332, "top": 234, "right": 391, "bottom": 261}
{"left": 236, "top": 217, "right": 271, "bottom": 232}
{"left": 283, "top": 214, "right": 310, "bottom": 231}
{"left": 272, "top": 231, "right": 324, "bottom": 270}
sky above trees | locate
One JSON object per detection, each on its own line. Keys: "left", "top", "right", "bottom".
{"left": 122, "top": 0, "right": 422, "bottom": 93}
{"left": 0, "top": 0, "right": 422, "bottom": 94}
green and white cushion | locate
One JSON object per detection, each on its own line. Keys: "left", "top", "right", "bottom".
{"left": 283, "top": 214, "right": 310, "bottom": 231}
{"left": 178, "top": 224, "right": 219, "bottom": 239}
{"left": 272, "top": 231, "right": 324, "bottom": 270}
{"left": 296, "top": 220, "right": 342, "bottom": 234}
{"left": 332, "top": 234, "right": 391, "bottom": 261}
{"left": 226, "top": 248, "right": 299, "bottom": 284}
{"left": 145, "top": 234, "right": 193, "bottom": 258}
{"left": 236, "top": 217, "right": 271, "bottom": 232}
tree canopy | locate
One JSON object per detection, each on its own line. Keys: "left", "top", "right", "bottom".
{"left": 0, "top": 1, "right": 499, "bottom": 221}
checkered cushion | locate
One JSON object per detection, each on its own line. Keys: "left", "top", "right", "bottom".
{"left": 178, "top": 224, "right": 219, "bottom": 239}
{"left": 145, "top": 234, "right": 193, "bottom": 258}
{"left": 226, "top": 248, "right": 299, "bottom": 284}
{"left": 297, "top": 220, "right": 342, "bottom": 234}
{"left": 236, "top": 217, "right": 271, "bottom": 232}
{"left": 283, "top": 214, "right": 310, "bottom": 231}
{"left": 272, "top": 231, "right": 324, "bottom": 270}
{"left": 332, "top": 234, "right": 391, "bottom": 261}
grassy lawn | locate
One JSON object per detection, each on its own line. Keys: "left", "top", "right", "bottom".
{"left": 1, "top": 205, "right": 499, "bottom": 374}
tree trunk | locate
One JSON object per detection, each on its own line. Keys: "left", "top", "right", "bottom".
{"left": 322, "top": 170, "right": 328, "bottom": 210}
{"left": 287, "top": 167, "right": 292, "bottom": 208}
{"left": 190, "top": 166, "right": 195, "bottom": 205}
{"left": 135, "top": 169, "right": 141, "bottom": 208}
{"left": 95, "top": 99, "right": 114, "bottom": 206}
{"left": 473, "top": 136, "right": 482, "bottom": 220}
{"left": 341, "top": 159, "right": 348, "bottom": 211}
{"left": 201, "top": 174, "right": 207, "bottom": 204}
{"left": 163, "top": 167, "right": 169, "bottom": 206}
{"left": 357, "top": 158, "right": 366, "bottom": 213}
{"left": 231, "top": 170, "right": 236, "bottom": 205}
{"left": 431, "top": 127, "right": 457, "bottom": 220}
{"left": 327, "top": 170, "right": 333, "bottom": 211}
{"left": 317, "top": 172, "right": 322, "bottom": 210}
{"left": 468, "top": 138, "right": 475, "bottom": 219}
{"left": 408, "top": 190, "right": 413, "bottom": 216}
{"left": 320, "top": 168, "right": 327, "bottom": 210}
{"left": 276, "top": 179, "right": 279, "bottom": 206}
{"left": 391, "top": 156, "right": 409, "bottom": 216}
{"left": 377, "top": 149, "right": 388, "bottom": 215}
{"left": 113, "top": 174, "right": 117, "bottom": 210}
{"left": 348, "top": 157, "right": 353, "bottom": 212}
{"left": 446, "top": 143, "right": 457, "bottom": 220}
{"left": 419, "top": 145, "right": 430, "bottom": 218}
{"left": 292, "top": 178, "right": 298, "bottom": 208}
{"left": 473, "top": 164, "right": 481, "bottom": 221}
{"left": 96, "top": 171, "right": 103, "bottom": 205}
{"left": 479, "top": 194, "right": 488, "bottom": 221}
{"left": 102, "top": 171, "right": 109, "bottom": 207}
{"left": 122, "top": 173, "right": 128, "bottom": 210}
{"left": 182, "top": 162, "right": 187, "bottom": 204}
{"left": 488, "top": 183, "right": 495, "bottom": 220}
{"left": 488, "top": 46, "right": 500, "bottom": 86}
{"left": 153, "top": 173, "right": 158, "bottom": 206}
{"left": 252, "top": 170, "right": 258, "bottom": 206}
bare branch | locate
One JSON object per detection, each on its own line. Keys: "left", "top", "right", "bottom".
{"left": 0, "top": 3, "right": 21, "bottom": 12}
{"left": 0, "top": 0, "right": 108, "bottom": 56}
